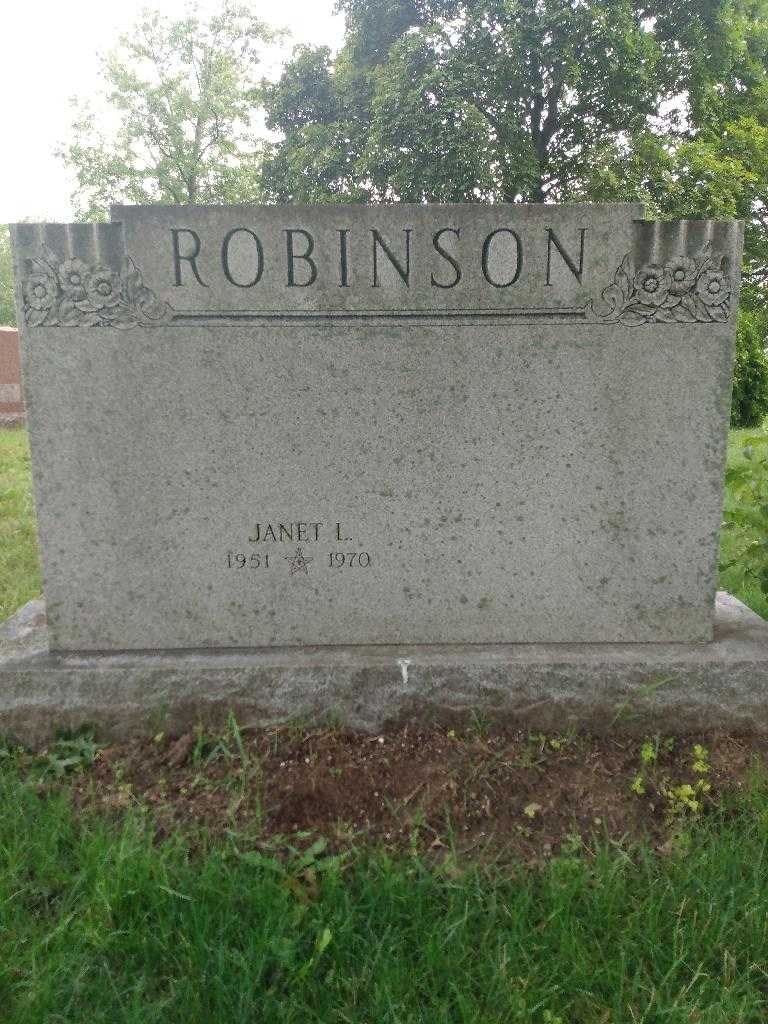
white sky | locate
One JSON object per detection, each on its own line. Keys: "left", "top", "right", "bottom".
{"left": 0, "top": 0, "right": 345, "bottom": 224}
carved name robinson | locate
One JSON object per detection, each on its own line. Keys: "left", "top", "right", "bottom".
{"left": 169, "top": 224, "right": 586, "bottom": 291}
{"left": 13, "top": 204, "right": 740, "bottom": 328}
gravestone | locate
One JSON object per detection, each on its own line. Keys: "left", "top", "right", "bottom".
{"left": 3, "top": 202, "right": 767, "bottom": 743}
{"left": 0, "top": 327, "right": 24, "bottom": 425}
{"left": 10, "top": 204, "right": 741, "bottom": 649}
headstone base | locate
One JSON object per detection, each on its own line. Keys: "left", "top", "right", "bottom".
{"left": 1, "top": 593, "right": 767, "bottom": 746}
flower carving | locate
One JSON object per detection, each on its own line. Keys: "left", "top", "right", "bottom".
{"left": 58, "top": 258, "right": 90, "bottom": 300}
{"left": 24, "top": 273, "right": 58, "bottom": 312}
{"left": 695, "top": 267, "right": 731, "bottom": 307}
{"left": 587, "top": 242, "right": 732, "bottom": 325}
{"left": 86, "top": 267, "right": 121, "bottom": 309}
{"left": 21, "top": 246, "right": 171, "bottom": 329}
{"left": 666, "top": 256, "right": 698, "bottom": 295}
{"left": 633, "top": 264, "right": 672, "bottom": 306}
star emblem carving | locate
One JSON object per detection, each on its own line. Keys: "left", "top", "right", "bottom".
{"left": 285, "top": 546, "right": 313, "bottom": 577}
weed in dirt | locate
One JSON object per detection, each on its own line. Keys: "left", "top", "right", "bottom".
{"left": 467, "top": 709, "right": 492, "bottom": 740}
{"left": 8, "top": 730, "right": 104, "bottom": 781}
{"left": 628, "top": 735, "right": 723, "bottom": 828}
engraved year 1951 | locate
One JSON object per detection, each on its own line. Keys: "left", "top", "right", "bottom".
{"left": 226, "top": 551, "right": 272, "bottom": 569}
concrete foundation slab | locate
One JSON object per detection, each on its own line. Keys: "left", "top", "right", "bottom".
{"left": 1, "top": 592, "right": 767, "bottom": 746}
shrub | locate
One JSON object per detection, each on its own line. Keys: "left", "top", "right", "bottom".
{"left": 721, "top": 435, "right": 768, "bottom": 601}
{"left": 731, "top": 311, "right": 768, "bottom": 428}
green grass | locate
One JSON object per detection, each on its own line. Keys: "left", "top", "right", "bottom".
{"left": 720, "top": 424, "right": 768, "bottom": 619}
{"left": 1, "top": 425, "right": 766, "bottom": 623}
{"left": 1, "top": 762, "right": 768, "bottom": 1022}
{"left": 0, "top": 428, "right": 41, "bottom": 621}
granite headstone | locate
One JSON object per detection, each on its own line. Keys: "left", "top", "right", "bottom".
{"left": 11, "top": 203, "right": 743, "bottom": 650}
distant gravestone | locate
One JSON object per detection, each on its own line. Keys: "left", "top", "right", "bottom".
{"left": 0, "top": 327, "right": 24, "bottom": 426}
{"left": 10, "top": 204, "right": 743, "bottom": 651}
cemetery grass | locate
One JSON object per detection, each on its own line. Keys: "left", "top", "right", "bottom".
{"left": 719, "top": 425, "right": 768, "bottom": 620}
{"left": 4, "top": 731, "right": 768, "bottom": 1021}
{"left": 0, "top": 428, "right": 40, "bottom": 622}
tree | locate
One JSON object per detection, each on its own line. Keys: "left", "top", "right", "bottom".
{"left": 732, "top": 310, "right": 768, "bottom": 427}
{"left": 60, "top": 2, "right": 277, "bottom": 219}
{"left": 262, "top": 0, "right": 665, "bottom": 204}
{"left": 0, "top": 227, "right": 16, "bottom": 327}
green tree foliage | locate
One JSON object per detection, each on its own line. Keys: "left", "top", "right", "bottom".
{"left": 723, "top": 433, "right": 768, "bottom": 600}
{"left": 261, "top": 0, "right": 664, "bottom": 203}
{"left": 0, "top": 226, "right": 16, "bottom": 327}
{"left": 732, "top": 311, "right": 768, "bottom": 427}
{"left": 60, "top": 2, "right": 277, "bottom": 219}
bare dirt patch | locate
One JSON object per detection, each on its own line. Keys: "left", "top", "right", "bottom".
{"left": 57, "top": 724, "right": 768, "bottom": 862}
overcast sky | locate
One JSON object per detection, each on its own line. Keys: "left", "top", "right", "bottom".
{"left": 0, "top": 0, "right": 345, "bottom": 224}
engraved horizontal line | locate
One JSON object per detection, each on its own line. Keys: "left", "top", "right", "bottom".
{"left": 170, "top": 307, "right": 589, "bottom": 324}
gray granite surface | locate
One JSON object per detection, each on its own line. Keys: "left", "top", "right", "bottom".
{"left": 11, "top": 204, "right": 743, "bottom": 649}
